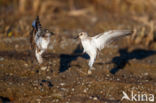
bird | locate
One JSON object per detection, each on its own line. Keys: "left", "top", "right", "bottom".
{"left": 30, "top": 16, "right": 54, "bottom": 64}
{"left": 77, "top": 30, "right": 133, "bottom": 74}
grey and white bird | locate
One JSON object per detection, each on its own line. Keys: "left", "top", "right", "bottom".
{"left": 30, "top": 16, "right": 54, "bottom": 64}
{"left": 77, "top": 30, "right": 133, "bottom": 74}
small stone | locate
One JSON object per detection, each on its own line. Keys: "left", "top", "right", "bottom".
{"left": 91, "top": 16, "right": 97, "bottom": 23}
{"left": 34, "top": 87, "right": 37, "bottom": 90}
{"left": 46, "top": 76, "right": 51, "bottom": 80}
{"left": 36, "top": 99, "right": 41, "bottom": 103}
{"left": 89, "top": 96, "right": 92, "bottom": 99}
{"left": 9, "top": 73, "right": 13, "bottom": 76}
{"left": 71, "top": 88, "right": 74, "bottom": 92}
{"left": 55, "top": 99, "right": 59, "bottom": 102}
{"left": 0, "top": 57, "right": 4, "bottom": 61}
{"left": 106, "top": 74, "right": 110, "bottom": 77}
{"left": 93, "top": 97, "right": 98, "bottom": 100}
{"left": 51, "top": 93, "right": 63, "bottom": 99}
{"left": 15, "top": 44, "right": 19, "bottom": 49}
{"left": 144, "top": 73, "right": 148, "bottom": 76}
{"left": 41, "top": 66, "right": 47, "bottom": 71}
{"left": 60, "top": 83, "right": 65, "bottom": 86}
{"left": 83, "top": 88, "right": 87, "bottom": 93}
{"left": 24, "top": 63, "right": 28, "bottom": 67}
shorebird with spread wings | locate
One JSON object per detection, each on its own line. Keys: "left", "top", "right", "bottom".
{"left": 30, "top": 16, "right": 54, "bottom": 64}
{"left": 77, "top": 30, "right": 133, "bottom": 74}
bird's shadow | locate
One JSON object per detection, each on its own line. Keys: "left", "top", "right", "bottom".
{"left": 59, "top": 44, "right": 89, "bottom": 72}
{"left": 110, "top": 48, "right": 156, "bottom": 74}
{"left": 0, "top": 96, "right": 11, "bottom": 103}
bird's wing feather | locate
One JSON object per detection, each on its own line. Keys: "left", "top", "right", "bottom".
{"left": 36, "top": 16, "right": 42, "bottom": 31}
{"left": 32, "top": 16, "right": 42, "bottom": 31}
{"left": 92, "top": 30, "right": 133, "bottom": 50}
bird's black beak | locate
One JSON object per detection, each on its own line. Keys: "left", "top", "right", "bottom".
{"left": 74, "top": 35, "right": 79, "bottom": 39}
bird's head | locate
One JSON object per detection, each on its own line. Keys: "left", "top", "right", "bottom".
{"left": 77, "top": 32, "right": 88, "bottom": 39}
{"left": 42, "top": 29, "right": 54, "bottom": 38}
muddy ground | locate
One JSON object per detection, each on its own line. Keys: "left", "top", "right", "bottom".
{"left": 0, "top": 9, "right": 156, "bottom": 103}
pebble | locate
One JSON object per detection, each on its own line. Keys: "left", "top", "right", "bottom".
{"left": 117, "top": 78, "right": 120, "bottom": 81}
{"left": 0, "top": 57, "right": 4, "bottom": 61}
{"left": 51, "top": 93, "right": 63, "bottom": 99}
{"left": 106, "top": 74, "right": 110, "bottom": 77}
{"left": 144, "top": 73, "right": 148, "bottom": 76}
{"left": 15, "top": 44, "right": 19, "bottom": 49}
{"left": 34, "top": 87, "right": 37, "bottom": 90}
{"left": 93, "top": 97, "right": 98, "bottom": 100}
{"left": 60, "top": 88, "right": 68, "bottom": 92}
{"left": 24, "top": 63, "right": 28, "bottom": 67}
{"left": 83, "top": 89, "right": 87, "bottom": 93}
{"left": 46, "top": 76, "right": 51, "bottom": 80}
{"left": 83, "top": 88, "right": 88, "bottom": 93}
{"left": 9, "top": 82, "right": 13, "bottom": 85}
{"left": 55, "top": 99, "right": 59, "bottom": 102}
{"left": 36, "top": 99, "right": 41, "bottom": 103}
{"left": 71, "top": 88, "right": 75, "bottom": 92}
{"left": 90, "top": 16, "right": 97, "bottom": 23}
{"left": 89, "top": 96, "right": 92, "bottom": 99}
{"left": 60, "top": 83, "right": 65, "bottom": 86}
{"left": 41, "top": 66, "right": 47, "bottom": 71}
{"left": 9, "top": 73, "right": 13, "bottom": 76}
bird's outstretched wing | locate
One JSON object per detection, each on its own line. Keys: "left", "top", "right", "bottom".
{"left": 92, "top": 30, "right": 133, "bottom": 50}
{"left": 32, "top": 16, "right": 42, "bottom": 31}
{"left": 30, "top": 16, "right": 42, "bottom": 50}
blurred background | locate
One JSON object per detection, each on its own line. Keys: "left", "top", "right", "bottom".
{"left": 0, "top": 0, "right": 156, "bottom": 46}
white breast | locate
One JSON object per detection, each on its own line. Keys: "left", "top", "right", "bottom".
{"left": 82, "top": 39, "right": 94, "bottom": 52}
{"left": 41, "top": 38, "right": 50, "bottom": 50}
{"left": 35, "top": 36, "right": 50, "bottom": 50}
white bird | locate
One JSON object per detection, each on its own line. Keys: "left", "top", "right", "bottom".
{"left": 30, "top": 16, "right": 54, "bottom": 64}
{"left": 77, "top": 30, "right": 133, "bottom": 74}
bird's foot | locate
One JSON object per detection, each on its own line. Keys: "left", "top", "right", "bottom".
{"left": 88, "top": 70, "right": 92, "bottom": 75}
{"left": 88, "top": 67, "right": 95, "bottom": 75}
